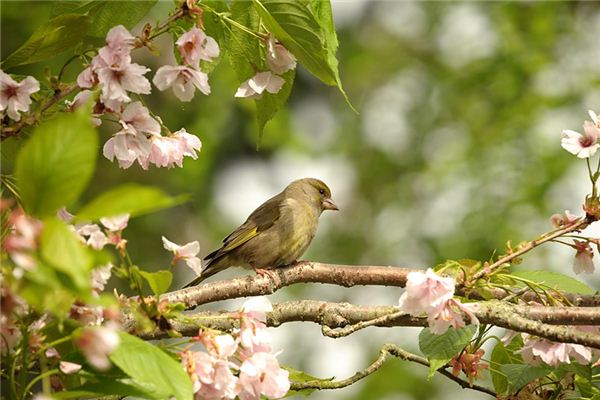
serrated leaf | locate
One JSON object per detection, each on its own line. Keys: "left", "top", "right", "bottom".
{"left": 2, "top": 14, "right": 90, "bottom": 69}
{"left": 85, "top": 1, "right": 158, "bottom": 37}
{"left": 139, "top": 270, "right": 173, "bottom": 295}
{"left": 511, "top": 270, "right": 594, "bottom": 294}
{"left": 500, "top": 364, "right": 549, "bottom": 394}
{"left": 110, "top": 332, "right": 193, "bottom": 400}
{"left": 419, "top": 325, "right": 477, "bottom": 379}
{"left": 15, "top": 105, "right": 98, "bottom": 217}
{"left": 75, "top": 184, "right": 187, "bottom": 221}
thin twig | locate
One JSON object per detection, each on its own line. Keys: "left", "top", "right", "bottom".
{"left": 290, "top": 344, "right": 496, "bottom": 397}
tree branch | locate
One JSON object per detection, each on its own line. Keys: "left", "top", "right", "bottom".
{"left": 159, "top": 261, "right": 600, "bottom": 309}
{"left": 130, "top": 300, "right": 600, "bottom": 348}
{"left": 290, "top": 344, "right": 496, "bottom": 397}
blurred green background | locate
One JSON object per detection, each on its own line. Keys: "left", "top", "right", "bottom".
{"left": 2, "top": 1, "right": 600, "bottom": 399}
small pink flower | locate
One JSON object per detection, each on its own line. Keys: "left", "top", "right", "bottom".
{"left": 176, "top": 27, "right": 220, "bottom": 67}
{"left": 97, "top": 59, "right": 151, "bottom": 106}
{"left": 103, "top": 125, "right": 152, "bottom": 169}
{"left": 240, "top": 296, "right": 273, "bottom": 323}
{"left": 60, "top": 361, "right": 82, "bottom": 374}
{"left": 105, "top": 25, "right": 136, "bottom": 54}
{"left": 74, "top": 326, "right": 119, "bottom": 370}
{"left": 77, "top": 66, "right": 96, "bottom": 89}
{"left": 76, "top": 224, "right": 109, "bottom": 250}
{"left": 173, "top": 128, "right": 202, "bottom": 159}
{"left": 100, "top": 214, "right": 130, "bottom": 232}
{"left": 427, "top": 300, "right": 479, "bottom": 335}
{"left": 589, "top": 110, "right": 600, "bottom": 128}
{"left": 235, "top": 71, "right": 285, "bottom": 99}
{"left": 153, "top": 65, "right": 210, "bottom": 102}
{"left": 520, "top": 334, "right": 592, "bottom": 367}
{"left": 91, "top": 263, "right": 113, "bottom": 294}
{"left": 146, "top": 135, "right": 184, "bottom": 168}
{"left": 572, "top": 240, "right": 595, "bottom": 274}
{"left": 561, "top": 121, "right": 600, "bottom": 158}
{"left": 196, "top": 331, "right": 238, "bottom": 359}
{"left": 181, "top": 350, "right": 238, "bottom": 400}
{"left": 162, "top": 236, "right": 202, "bottom": 274}
{"left": 265, "top": 35, "right": 296, "bottom": 74}
{"left": 119, "top": 102, "right": 161, "bottom": 136}
{"left": 0, "top": 70, "right": 40, "bottom": 121}
{"left": 3, "top": 208, "right": 43, "bottom": 271}
{"left": 237, "top": 352, "right": 290, "bottom": 400}
{"left": 0, "top": 315, "right": 21, "bottom": 355}
{"left": 398, "top": 268, "right": 455, "bottom": 315}
{"left": 550, "top": 210, "right": 579, "bottom": 228}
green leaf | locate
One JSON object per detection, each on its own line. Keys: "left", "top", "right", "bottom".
{"left": 419, "top": 325, "right": 477, "bottom": 378}
{"left": 76, "top": 184, "right": 187, "bottom": 221}
{"left": 500, "top": 364, "right": 550, "bottom": 394}
{"left": 85, "top": 1, "right": 158, "bottom": 37}
{"left": 139, "top": 270, "right": 173, "bottom": 295}
{"left": 15, "top": 105, "right": 98, "bottom": 217}
{"left": 490, "top": 341, "right": 523, "bottom": 395}
{"left": 284, "top": 366, "right": 334, "bottom": 397}
{"left": 50, "top": 1, "right": 95, "bottom": 17}
{"left": 511, "top": 270, "right": 594, "bottom": 294}
{"left": 40, "top": 217, "right": 93, "bottom": 289}
{"left": 256, "top": 70, "right": 295, "bottom": 143}
{"left": 110, "top": 332, "right": 193, "bottom": 400}
{"left": 52, "top": 380, "right": 152, "bottom": 399}
{"left": 2, "top": 14, "right": 90, "bottom": 69}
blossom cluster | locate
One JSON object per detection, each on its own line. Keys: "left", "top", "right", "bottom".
{"left": 398, "top": 268, "right": 479, "bottom": 334}
{"left": 520, "top": 333, "right": 594, "bottom": 367}
{"left": 74, "top": 25, "right": 204, "bottom": 169}
{"left": 181, "top": 297, "right": 290, "bottom": 400}
{"left": 235, "top": 35, "right": 297, "bottom": 99}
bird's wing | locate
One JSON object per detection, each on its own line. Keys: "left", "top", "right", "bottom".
{"left": 204, "top": 193, "right": 283, "bottom": 261}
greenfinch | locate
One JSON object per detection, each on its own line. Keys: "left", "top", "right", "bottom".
{"left": 184, "top": 178, "right": 338, "bottom": 287}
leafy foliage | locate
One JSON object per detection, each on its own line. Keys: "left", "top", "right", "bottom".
{"left": 419, "top": 325, "right": 477, "bottom": 378}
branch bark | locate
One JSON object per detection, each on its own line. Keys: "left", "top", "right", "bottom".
{"left": 130, "top": 300, "right": 600, "bottom": 348}
{"left": 159, "top": 261, "right": 600, "bottom": 308}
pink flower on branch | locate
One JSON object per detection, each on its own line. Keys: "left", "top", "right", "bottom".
{"left": 237, "top": 352, "right": 290, "bottom": 400}
{"left": 561, "top": 121, "right": 600, "bottom": 158}
{"left": 162, "top": 236, "right": 202, "bottom": 275}
{"left": 572, "top": 240, "right": 595, "bottom": 274}
{"left": 181, "top": 350, "right": 238, "bottom": 400}
{"left": 176, "top": 27, "right": 220, "bottom": 67}
{"left": 520, "top": 334, "right": 592, "bottom": 367}
{"left": 550, "top": 210, "right": 579, "bottom": 228}
{"left": 153, "top": 65, "right": 210, "bottom": 102}
{"left": 143, "top": 129, "right": 202, "bottom": 169}
{"left": 74, "top": 326, "right": 120, "bottom": 370}
{"left": 103, "top": 124, "right": 152, "bottom": 169}
{"left": 235, "top": 71, "right": 285, "bottom": 99}
{"left": 265, "top": 35, "right": 296, "bottom": 74}
{"left": 0, "top": 70, "right": 40, "bottom": 121}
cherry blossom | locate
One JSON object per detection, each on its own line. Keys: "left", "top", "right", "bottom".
{"left": 74, "top": 325, "right": 120, "bottom": 370}
{"left": 118, "top": 102, "right": 161, "bottom": 136}
{"left": 235, "top": 71, "right": 285, "bottom": 99}
{"left": 3, "top": 207, "right": 43, "bottom": 271}
{"left": 520, "top": 334, "right": 592, "bottom": 367}
{"left": 162, "top": 236, "right": 202, "bottom": 274}
{"left": 142, "top": 129, "right": 202, "bottom": 169}
{"left": 181, "top": 350, "right": 238, "bottom": 400}
{"left": 176, "top": 27, "right": 220, "bottom": 67}
{"left": 550, "top": 210, "right": 579, "bottom": 228}
{"left": 0, "top": 315, "right": 21, "bottom": 355}
{"left": 561, "top": 121, "right": 600, "bottom": 158}
{"left": 60, "top": 361, "right": 82, "bottom": 375}
{"left": 174, "top": 128, "right": 202, "bottom": 159}
{"left": 100, "top": 214, "right": 130, "bottom": 232}
{"left": 91, "top": 263, "right": 113, "bottom": 293}
{"left": 398, "top": 268, "right": 455, "bottom": 314}
{"left": 196, "top": 331, "right": 238, "bottom": 359}
{"left": 572, "top": 240, "right": 595, "bottom": 274}
{"left": 70, "top": 304, "right": 104, "bottom": 326}
{"left": 265, "top": 35, "right": 296, "bottom": 74}
{"left": 237, "top": 352, "right": 290, "bottom": 400}
{"left": 76, "top": 224, "right": 109, "bottom": 250}
{"left": 589, "top": 109, "right": 599, "bottom": 128}
{"left": 105, "top": 25, "right": 136, "bottom": 54}
{"left": 103, "top": 125, "right": 152, "bottom": 169}
{"left": 0, "top": 70, "right": 40, "bottom": 121}
{"left": 153, "top": 65, "right": 210, "bottom": 101}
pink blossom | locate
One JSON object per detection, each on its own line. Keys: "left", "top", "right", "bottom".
{"left": 60, "top": 361, "right": 82, "bottom": 374}
{"left": 235, "top": 71, "right": 285, "bottom": 99}
{"left": 105, "top": 25, "right": 136, "bottom": 54}
{"left": 76, "top": 224, "right": 109, "bottom": 250}
{"left": 181, "top": 350, "right": 238, "bottom": 400}
{"left": 237, "top": 352, "right": 290, "bottom": 400}
{"left": 0, "top": 315, "right": 21, "bottom": 355}
{"left": 561, "top": 121, "right": 600, "bottom": 158}
{"left": 173, "top": 128, "right": 202, "bottom": 159}
{"left": 74, "top": 326, "right": 120, "bottom": 370}
{"left": 162, "top": 236, "right": 202, "bottom": 274}
{"left": 572, "top": 240, "right": 595, "bottom": 274}
{"left": 0, "top": 70, "right": 40, "bottom": 121}
{"left": 197, "top": 331, "right": 238, "bottom": 359}
{"left": 237, "top": 297, "right": 274, "bottom": 355}
{"left": 3, "top": 208, "right": 43, "bottom": 271}
{"left": 520, "top": 335, "right": 592, "bottom": 367}
{"left": 265, "top": 35, "right": 296, "bottom": 74}
{"left": 398, "top": 268, "right": 455, "bottom": 315}
{"left": 65, "top": 90, "right": 93, "bottom": 111}
{"left": 103, "top": 124, "right": 152, "bottom": 169}
{"left": 153, "top": 65, "right": 210, "bottom": 101}
{"left": 143, "top": 129, "right": 202, "bottom": 169}
{"left": 97, "top": 58, "right": 151, "bottom": 106}
{"left": 240, "top": 296, "right": 273, "bottom": 323}
{"left": 70, "top": 304, "right": 104, "bottom": 326}
{"left": 100, "top": 214, "right": 130, "bottom": 232}
{"left": 176, "top": 27, "right": 220, "bottom": 67}
{"left": 57, "top": 207, "right": 75, "bottom": 223}
{"left": 589, "top": 110, "right": 599, "bottom": 128}
{"left": 91, "top": 263, "right": 113, "bottom": 293}
{"left": 119, "top": 102, "right": 161, "bottom": 136}
{"left": 77, "top": 66, "right": 96, "bottom": 88}
{"left": 427, "top": 300, "right": 479, "bottom": 335}
{"left": 550, "top": 210, "right": 579, "bottom": 228}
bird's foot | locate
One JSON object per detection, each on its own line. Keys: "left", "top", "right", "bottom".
{"left": 254, "top": 268, "right": 278, "bottom": 281}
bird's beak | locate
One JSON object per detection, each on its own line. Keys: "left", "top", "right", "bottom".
{"left": 323, "top": 198, "right": 339, "bottom": 211}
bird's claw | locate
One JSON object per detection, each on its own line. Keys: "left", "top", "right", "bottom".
{"left": 254, "top": 268, "right": 278, "bottom": 281}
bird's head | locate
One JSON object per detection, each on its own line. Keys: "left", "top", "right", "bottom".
{"left": 289, "top": 178, "right": 339, "bottom": 213}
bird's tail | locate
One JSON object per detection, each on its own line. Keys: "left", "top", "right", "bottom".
{"left": 182, "top": 257, "right": 228, "bottom": 288}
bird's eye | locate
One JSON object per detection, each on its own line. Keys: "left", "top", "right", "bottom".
{"left": 319, "top": 188, "right": 325, "bottom": 195}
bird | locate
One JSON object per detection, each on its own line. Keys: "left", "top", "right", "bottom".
{"left": 184, "top": 178, "right": 338, "bottom": 287}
